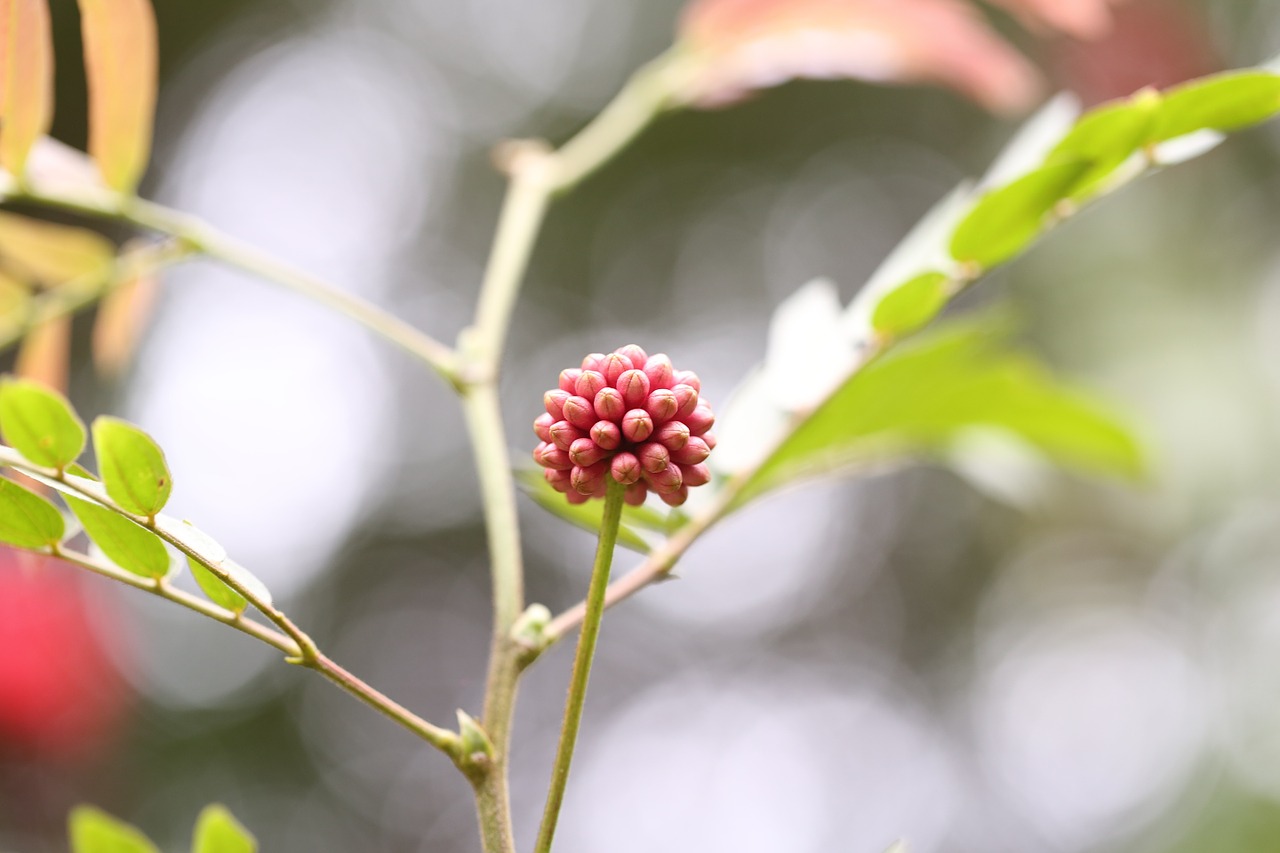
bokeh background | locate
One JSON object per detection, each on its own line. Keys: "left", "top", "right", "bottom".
{"left": 6, "top": 0, "right": 1280, "bottom": 850}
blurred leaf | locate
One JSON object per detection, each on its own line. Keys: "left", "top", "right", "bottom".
{"left": 0, "top": 377, "right": 85, "bottom": 468}
{"left": 738, "top": 318, "right": 1143, "bottom": 504}
{"left": 949, "top": 161, "right": 1089, "bottom": 268}
{"left": 189, "top": 558, "right": 248, "bottom": 615}
{"left": 77, "top": 0, "right": 158, "bottom": 192}
{"left": 91, "top": 416, "right": 171, "bottom": 516}
{"left": 68, "top": 806, "right": 159, "bottom": 853}
{"left": 0, "top": 212, "right": 115, "bottom": 286}
{"left": 66, "top": 494, "right": 169, "bottom": 578}
{"left": 1152, "top": 70, "right": 1280, "bottom": 143}
{"left": 987, "top": 0, "right": 1120, "bottom": 39}
{"left": 192, "top": 805, "right": 257, "bottom": 853}
{"left": 871, "top": 271, "right": 951, "bottom": 338}
{"left": 92, "top": 258, "right": 160, "bottom": 378}
{"left": 0, "top": 475, "right": 64, "bottom": 548}
{"left": 517, "top": 467, "right": 658, "bottom": 552}
{"left": 1047, "top": 90, "right": 1158, "bottom": 196}
{"left": 0, "top": 0, "right": 53, "bottom": 177}
{"left": 14, "top": 314, "right": 70, "bottom": 391}
{"left": 675, "top": 0, "right": 1041, "bottom": 114}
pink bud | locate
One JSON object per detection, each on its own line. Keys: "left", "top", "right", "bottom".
{"left": 638, "top": 441, "right": 670, "bottom": 474}
{"left": 544, "top": 467, "right": 572, "bottom": 492}
{"left": 545, "top": 389, "right": 570, "bottom": 420}
{"left": 672, "top": 384, "right": 699, "bottom": 419}
{"left": 655, "top": 420, "right": 689, "bottom": 451}
{"left": 559, "top": 368, "right": 583, "bottom": 393}
{"left": 600, "top": 352, "right": 633, "bottom": 385}
{"left": 684, "top": 403, "right": 715, "bottom": 436}
{"left": 535, "top": 443, "right": 573, "bottom": 471}
{"left": 571, "top": 462, "right": 607, "bottom": 495}
{"left": 569, "top": 437, "right": 607, "bottom": 467}
{"left": 562, "top": 396, "right": 596, "bottom": 430}
{"left": 594, "top": 387, "right": 626, "bottom": 422}
{"left": 622, "top": 409, "right": 654, "bottom": 443}
{"left": 703, "top": 432, "right": 717, "bottom": 450}
{"left": 646, "top": 389, "right": 678, "bottom": 423}
{"left": 617, "top": 369, "right": 651, "bottom": 408}
{"left": 672, "top": 436, "right": 709, "bottom": 466}
{"left": 611, "top": 452, "right": 642, "bottom": 485}
{"left": 590, "top": 420, "right": 621, "bottom": 451}
{"left": 682, "top": 462, "right": 711, "bottom": 487}
{"left": 534, "top": 412, "right": 554, "bottom": 442}
{"left": 549, "top": 420, "right": 582, "bottom": 451}
{"left": 566, "top": 490, "right": 590, "bottom": 505}
{"left": 643, "top": 354, "right": 674, "bottom": 390}
{"left": 575, "top": 370, "right": 607, "bottom": 400}
{"left": 590, "top": 478, "right": 608, "bottom": 498}
{"left": 624, "top": 483, "right": 649, "bottom": 506}
{"left": 615, "top": 344, "right": 648, "bottom": 369}
{"left": 645, "top": 463, "right": 683, "bottom": 494}
{"left": 659, "top": 486, "right": 689, "bottom": 507}
{"left": 581, "top": 352, "right": 606, "bottom": 372}
{"left": 673, "top": 370, "right": 701, "bottom": 393}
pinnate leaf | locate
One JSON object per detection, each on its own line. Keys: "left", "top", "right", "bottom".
{"left": 190, "top": 558, "right": 248, "bottom": 615}
{"left": 949, "top": 161, "right": 1089, "bottom": 268}
{"left": 193, "top": 804, "right": 257, "bottom": 853}
{"left": 68, "top": 806, "right": 159, "bottom": 853}
{"left": 0, "top": 212, "right": 115, "bottom": 286}
{"left": 92, "top": 416, "right": 172, "bottom": 516}
{"left": 0, "top": 475, "right": 63, "bottom": 548}
{"left": 66, "top": 493, "right": 169, "bottom": 578}
{"left": 0, "top": 377, "right": 86, "bottom": 469}
{"left": 0, "top": 0, "right": 54, "bottom": 176}
{"left": 871, "top": 271, "right": 951, "bottom": 338}
{"left": 1151, "top": 70, "right": 1280, "bottom": 143}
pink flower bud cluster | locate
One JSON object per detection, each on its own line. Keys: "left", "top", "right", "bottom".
{"left": 533, "top": 345, "right": 715, "bottom": 507}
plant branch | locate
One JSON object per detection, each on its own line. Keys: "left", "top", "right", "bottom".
{"left": 533, "top": 477, "right": 625, "bottom": 853}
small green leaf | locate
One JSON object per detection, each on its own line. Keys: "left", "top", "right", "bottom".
{"left": 0, "top": 477, "right": 64, "bottom": 549}
{"left": 68, "top": 806, "right": 160, "bottom": 853}
{"left": 190, "top": 558, "right": 248, "bottom": 615}
{"left": 92, "top": 416, "right": 172, "bottom": 516}
{"left": 871, "top": 272, "right": 951, "bottom": 338}
{"left": 0, "top": 378, "right": 87, "bottom": 469}
{"left": 1047, "top": 90, "right": 1158, "bottom": 196}
{"left": 65, "top": 494, "right": 169, "bottom": 578}
{"left": 949, "top": 161, "right": 1090, "bottom": 269}
{"left": 1152, "top": 70, "right": 1280, "bottom": 143}
{"left": 192, "top": 804, "right": 257, "bottom": 853}
{"left": 516, "top": 467, "right": 659, "bottom": 552}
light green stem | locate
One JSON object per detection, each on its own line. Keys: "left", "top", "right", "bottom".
{"left": 533, "top": 478, "right": 625, "bottom": 853}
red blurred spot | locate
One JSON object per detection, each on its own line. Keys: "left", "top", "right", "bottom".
{"left": 0, "top": 548, "right": 133, "bottom": 761}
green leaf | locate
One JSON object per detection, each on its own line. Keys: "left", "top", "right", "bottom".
{"left": 192, "top": 804, "right": 257, "bottom": 853}
{"left": 516, "top": 467, "right": 659, "bottom": 552}
{"left": 68, "top": 806, "right": 160, "bottom": 853}
{"left": 0, "top": 378, "right": 87, "bottom": 469}
{"left": 949, "top": 161, "right": 1090, "bottom": 269}
{"left": 190, "top": 558, "right": 248, "bottom": 615}
{"left": 91, "top": 416, "right": 172, "bottom": 516}
{"left": 1047, "top": 90, "right": 1159, "bottom": 196}
{"left": 870, "top": 271, "right": 952, "bottom": 338}
{"left": 0, "top": 477, "right": 64, "bottom": 549}
{"left": 65, "top": 494, "right": 169, "bottom": 578}
{"left": 738, "top": 317, "right": 1143, "bottom": 505}
{"left": 1151, "top": 70, "right": 1280, "bottom": 143}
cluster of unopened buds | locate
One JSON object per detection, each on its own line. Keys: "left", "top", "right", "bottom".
{"left": 534, "top": 345, "right": 716, "bottom": 507}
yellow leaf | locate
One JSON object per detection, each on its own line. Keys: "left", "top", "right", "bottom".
{"left": 0, "top": 0, "right": 55, "bottom": 177}
{"left": 92, "top": 261, "right": 160, "bottom": 378}
{"left": 77, "top": 0, "right": 158, "bottom": 192}
{"left": 0, "top": 212, "right": 115, "bottom": 286}
{"left": 15, "top": 313, "right": 70, "bottom": 391}
{"left": 0, "top": 269, "right": 28, "bottom": 338}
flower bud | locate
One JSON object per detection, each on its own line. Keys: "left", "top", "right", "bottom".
{"left": 562, "top": 395, "right": 596, "bottom": 430}
{"left": 571, "top": 462, "right": 607, "bottom": 495}
{"left": 581, "top": 352, "right": 606, "bottom": 372}
{"left": 590, "top": 420, "right": 621, "bottom": 451}
{"left": 594, "top": 387, "right": 626, "bottom": 422}
{"left": 535, "top": 443, "right": 572, "bottom": 470}
{"left": 559, "top": 368, "right": 583, "bottom": 393}
{"left": 672, "top": 384, "right": 699, "bottom": 419}
{"left": 684, "top": 403, "right": 715, "bottom": 436}
{"left": 544, "top": 389, "right": 570, "bottom": 420}
{"left": 673, "top": 370, "right": 701, "bottom": 392}
{"left": 643, "top": 354, "right": 674, "bottom": 390}
{"left": 569, "top": 437, "right": 607, "bottom": 467}
{"left": 549, "top": 420, "right": 582, "bottom": 451}
{"left": 600, "top": 352, "right": 633, "bottom": 385}
{"left": 565, "top": 490, "right": 590, "bottom": 505}
{"left": 638, "top": 441, "right": 670, "bottom": 474}
{"left": 616, "top": 344, "right": 648, "bottom": 368}
{"left": 575, "top": 370, "right": 607, "bottom": 400}
{"left": 645, "top": 389, "right": 678, "bottom": 423}
{"left": 534, "top": 412, "right": 554, "bottom": 442}
{"left": 659, "top": 486, "right": 689, "bottom": 507}
{"left": 682, "top": 462, "right": 711, "bottom": 487}
{"left": 672, "top": 436, "right": 710, "bottom": 465}
{"left": 624, "top": 483, "right": 649, "bottom": 506}
{"left": 703, "top": 432, "right": 717, "bottom": 450}
{"left": 622, "top": 409, "right": 654, "bottom": 443}
{"left": 611, "top": 452, "right": 642, "bottom": 485}
{"left": 655, "top": 420, "right": 689, "bottom": 451}
{"left": 617, "top": 369, "right": 651, "bottom": 408}
{"left": 544, "top": 467, "right": 572, "bottom": 491}
{"left": 645, "top": 463, "right": 683, "bottom": 494}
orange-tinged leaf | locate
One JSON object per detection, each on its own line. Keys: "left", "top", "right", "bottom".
{"left": 77, "top": 0, "right": 158, "bottom": 192}
{"left": 987, "top": 0, "right": 1126, "bottom": 40}
{"left": 15, "top": 314, "right": 70, "bottom": 392}
{"left": 92, "top": 260, "right": 160, "bottom": 378}
{"left": 0, "top": 0, "right": 55, "bottom": 177}
{"left": 0, "top": 212, "right": 115, "bottom": 286}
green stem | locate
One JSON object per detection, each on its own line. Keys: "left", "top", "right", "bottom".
{"left": 533, "top": 478, "right": 626, "bottom": 853}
